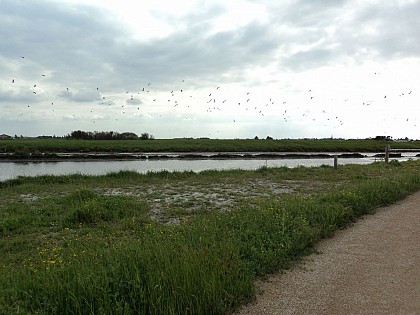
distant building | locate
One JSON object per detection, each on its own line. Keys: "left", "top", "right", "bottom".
{"left": 0, "top": 134, "right": 12, "bottom": 140}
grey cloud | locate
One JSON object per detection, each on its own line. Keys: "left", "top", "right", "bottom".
{"left": 252, "top": 0, "right": 349, "bottom": 30}
{"left": 283, "top": 48, "right": 334, "bottom": 71}
{"left": 125, "top": 98, "right": 143, "bottom": 106}
{"left": 0, "top": 86, "right": 41, "bottom": 103}
{"left": 273, "top": 1, "right": 420, "bottom": 70}
{"left": 2, "top": 0, "right": 419, "bottom": 95}
{"left": 58, "top": 88, "right": 102, "bottom": 102}
{"left": 1, "top": 1, "right": 126, "bottom": 87}
{"left": 348, "top": 1, "right": 420, "bottom": 59}
{"left": 113, "top": 20, "right": 280, "bottom": 88}
{"left": 1, "top": 0, "right": 281, "bottom": 93}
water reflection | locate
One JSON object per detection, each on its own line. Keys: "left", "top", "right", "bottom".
{"left": 0, "top": 154, "right": 418, "bottom": 182}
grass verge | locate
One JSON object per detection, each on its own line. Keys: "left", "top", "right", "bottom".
{"left": 0, "top": 160, "right": 419, "bottom": 314}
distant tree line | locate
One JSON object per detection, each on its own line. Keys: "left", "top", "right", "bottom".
{"left": 373, "top": 135, "right": 393, "bottom": 141}
{"left": 66, "top": 130, "right": 154, "bottom": 140}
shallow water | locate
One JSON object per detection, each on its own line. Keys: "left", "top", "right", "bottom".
{"left": 0, "top": 153, "right": 418, "bottom": 182}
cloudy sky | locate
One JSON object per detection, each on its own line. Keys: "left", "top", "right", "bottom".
{"left": 1, "top": 0, "right": 419, "bottom": 139}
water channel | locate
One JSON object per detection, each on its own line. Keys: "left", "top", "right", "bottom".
{"left": 0, "top": 152, "right": 418, "bottom": 182}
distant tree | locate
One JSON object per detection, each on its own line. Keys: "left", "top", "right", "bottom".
{"left": 68, "top": 130, "right": 85, "bottom": 139}
{"left": 266, "top": 136, "right": 273, "bottom": 140}
{"left": 374, "top": 135, "right": 393, "bottom": 141}
{"left": 66, "top": 130, "right": 150, "bottom": 140}
{"left": 140, "top": 133, "right": 150, "bottom": 140}
{"left": 120, "top": 132, "right": 138, "bottom": 140}
{"left": 254, "top": 136, "right": 259, "bottom": 140}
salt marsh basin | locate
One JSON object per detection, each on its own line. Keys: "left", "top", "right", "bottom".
{"left": 1, "top": 152, "right": 419, "bottom": 181}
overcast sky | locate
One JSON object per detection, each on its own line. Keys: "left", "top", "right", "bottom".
{"left": 1, "top": 0, "right": 419, "bottom": 139}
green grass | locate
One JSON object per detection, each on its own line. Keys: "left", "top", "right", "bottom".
{"left": 1, "top": 138, "right": 420, "bottom": 155}
{"left": 1, "top": 160, "right": 420, "bottom": 314}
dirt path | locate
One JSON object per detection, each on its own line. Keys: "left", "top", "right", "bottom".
{"left": 236, "top": 191, "right": 420, "bottom": 315}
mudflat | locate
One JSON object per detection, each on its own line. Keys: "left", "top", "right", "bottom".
{"left": 236, "top": 190, "right": 420, "bottom": 315}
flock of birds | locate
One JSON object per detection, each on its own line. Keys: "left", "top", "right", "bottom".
{"left": 5, "top": 55, "right": 418, "bottom": 136}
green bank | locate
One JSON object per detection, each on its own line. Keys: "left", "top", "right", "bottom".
{"left": 1, "top": 138, "right": 420, "bottom": 155}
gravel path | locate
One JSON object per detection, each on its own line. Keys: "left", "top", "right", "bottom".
{"left": 236, "top": 190, "right": 420, "bottom": 315}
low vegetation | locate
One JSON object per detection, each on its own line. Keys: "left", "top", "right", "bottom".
{"left": 1, "top": 138, "right": 420, "bottom": 156}
{"left": 1, "top": 160, "right": 420, "bottom": 314}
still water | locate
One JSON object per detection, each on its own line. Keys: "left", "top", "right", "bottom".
{"left": 0, "top": 153, "right": 417, "bottom": 182}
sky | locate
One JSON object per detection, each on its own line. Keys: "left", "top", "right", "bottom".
{"left": 1, "top": 0, "right": 419, "bottom": 139}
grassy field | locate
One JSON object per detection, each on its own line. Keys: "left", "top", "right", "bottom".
{"left": 1, "top": 160, "right": 420, "bottom": 314}
{"left": 1, "top": 138, "right": 420, "bottom": 155}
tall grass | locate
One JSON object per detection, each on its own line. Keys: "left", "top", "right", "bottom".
{"left": 1, "top": 161, "right": 420, "bottom": 314}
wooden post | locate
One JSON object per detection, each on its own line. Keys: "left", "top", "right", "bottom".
{"left": 334, "top": 155, "right": 338, "bottom": 170}
{"left": 385, "top": 145, "right": 390, "bottom": 164}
